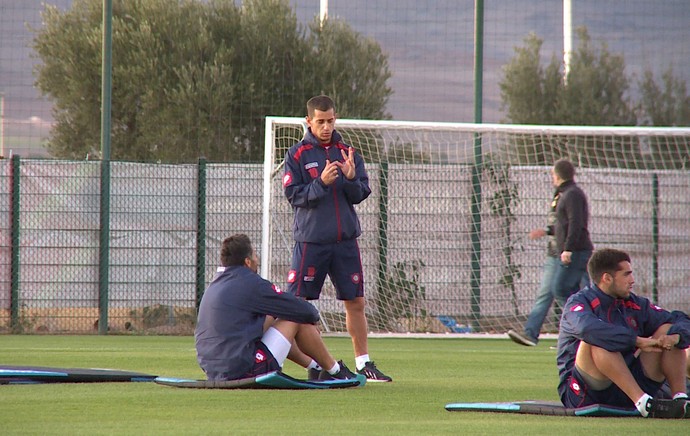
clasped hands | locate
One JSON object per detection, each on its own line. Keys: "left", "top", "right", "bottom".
{"left": 636, "top": 333, "right": 680, "bottom": 353}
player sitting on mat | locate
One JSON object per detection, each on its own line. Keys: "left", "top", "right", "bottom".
{"left": 557, "top": 248, "right": 690, "bottom": 418}
{"left": 195, "top": 234, "right": 357, "bottom": 382}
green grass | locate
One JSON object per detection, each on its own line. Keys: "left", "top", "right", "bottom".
{"left": 0, "top": 335, "right": 684, "bottom": 435}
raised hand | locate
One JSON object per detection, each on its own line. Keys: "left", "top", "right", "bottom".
{"left": 337, "top": 147, "right": 356, "bottom": 180}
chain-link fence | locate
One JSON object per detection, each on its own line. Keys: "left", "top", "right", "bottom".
{"left": 1, "top": 157, "right": 688, "bottom": 334}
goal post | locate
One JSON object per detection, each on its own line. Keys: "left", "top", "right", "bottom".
{"left": 262, "top": 116, "right": 690, "bottom": 334}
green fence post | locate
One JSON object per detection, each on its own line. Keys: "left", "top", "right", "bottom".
{"left": 651, "top": 173, "right": 658, "bottom": 304}
{"left": 97, "top": 0, "right": 113, "bottom": 335}
{"left": 98, "top": 159, "right": 110, "bottom": 334}
{"left": 196, "top": 157, "right": 207, "bottom": 309}
{"left": 10, "top": 155, "right": 20, "bottom": 332}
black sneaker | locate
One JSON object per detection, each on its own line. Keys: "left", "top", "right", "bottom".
{"left": 357, "top": 361, "right": 392, "bottom": 382}
{"left": 319, "top": 360, "right": 357, "bottom": 381}
{"left": 307, "top": 367, "right": 322, "bottom": 381}
{"left": 507, "top": 329, "right": 537, "bottom": 347}
{"left": 646, "top": 398, "right": 689, "bottom": 418}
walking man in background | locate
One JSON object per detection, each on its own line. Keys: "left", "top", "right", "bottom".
{"left": 557, "top": 248, "right": 690, "bottom": 418}
{"left": 508, "top": 158, "right": 593, "bottom": 346}
{"left": 282, "top": 95, "right": 392, "bottom": 382}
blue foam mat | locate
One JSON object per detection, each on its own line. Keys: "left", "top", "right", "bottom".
{"left": 445, "top": 401, "right": 640, "bottom": 417}
{"left": 154, "top": 370, "right": 366, "bottom": 389}
{"left": 0, "top": 365, "right": 157, "bottom": 384}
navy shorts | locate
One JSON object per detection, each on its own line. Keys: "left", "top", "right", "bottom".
{"left": 286, "top": 239, "right": 364, "bottom": 300}
{"left": 241, "top": 341, "right": 280, "bottom": 378}
{"left": 561, "top": 357, "right": 663, "bottom": 409}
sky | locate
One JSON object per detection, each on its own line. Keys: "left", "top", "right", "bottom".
{"left": 1, "top": 0, "right": 688, "bottom": 155}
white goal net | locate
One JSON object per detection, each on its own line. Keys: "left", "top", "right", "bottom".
{"left": 262, "top": 117, "right": 690, "bottom": 334}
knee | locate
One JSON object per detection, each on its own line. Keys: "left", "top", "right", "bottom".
{"left": 651, "top": 323, "right": 672, "bottom": 338}
{"left": 344, "top": 297, "right": 366, "bottom": 313}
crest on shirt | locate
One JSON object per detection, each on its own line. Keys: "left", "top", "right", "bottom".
{"left": 255, "top": 349, "right": 266, "bottom": 363}
{"left": 305, "top": 162, "right": 319, "bottom": 179}
{"left": 282, "top": 172, "right": 292, "bottom": 187}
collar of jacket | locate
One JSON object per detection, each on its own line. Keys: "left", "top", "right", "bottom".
{"left": 304, "top": 128, "right": 343, "bottom": 147}
{"left": 555, "top": 179, "right": 575, "bottom": 193}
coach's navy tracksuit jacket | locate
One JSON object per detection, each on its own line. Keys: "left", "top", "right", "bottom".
{"left": 283, "top": 128, "right": 371, "bottom": 244}
{"left": 556, "top": 283, "right": 690, "bottom": 402}
{"left": 195, "top": 266, "right": 319, "bottom": 381}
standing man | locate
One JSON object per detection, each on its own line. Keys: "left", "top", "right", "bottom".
{"left": 557, "top": 248, "right": 690, "bottom": 418}
{"left": 508, "top": 158, "right": 593, "bottom": 346}
{"left": 282, "top": 95, "right": 392, "bottom": 382}
{"left": 195, "top": 234, "right": 357, "bottom": 382}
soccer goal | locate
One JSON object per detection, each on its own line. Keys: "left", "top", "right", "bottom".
{"left": 262, "top": 117, "right": 690, "bottom": 334}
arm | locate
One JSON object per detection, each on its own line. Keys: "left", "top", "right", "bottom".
{"left": 249, "top": 277, "right": 320, "bottom": 324}
{"left": 283, "top": 150, "right": 329, "bottom": 209}
{"left": 653, "top": 308, "right": 690, "bottom": 349}
{"left": 560, "top": 296, "right": 638, "bottom": 353}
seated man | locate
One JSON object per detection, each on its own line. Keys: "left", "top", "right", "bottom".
{"left": 195, "top": 234, "right": 356, "bottom": 381}
{"left": 557, "top": 248, "right": 690, "bottom": 418}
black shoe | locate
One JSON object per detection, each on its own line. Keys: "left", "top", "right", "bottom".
{"left": 307, "top": 367, "right": 322, "bottom": 381}
{"left": 319, "top": 360, "right": 357, "bottom": 381}
{"left": 646, "top": 398, "right": 689, "bottom": 418}
{"left": 507, "top": 329, "right": 537, "bottom": 347}
{"left": 357, "top": 361, "right": 392, "bottom": 382}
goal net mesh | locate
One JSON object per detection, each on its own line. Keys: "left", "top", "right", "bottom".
{"left": 263, "top": 117, "right": 690, "bottom": 334}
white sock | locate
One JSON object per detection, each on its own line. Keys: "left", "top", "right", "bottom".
{"left": 306, "top": 360, "right": 321, "bottom": 371}
{"left": 355, "top": 354, "right": 370, "bottom": 371}
{"left": 636, "top": 393, "right": 652, "bottom": 417}
{"left": 673, "top": 392, "right": 689, "bottom": 400}
{"left": 327, "top": 361, "right": 340, "bottom": 375}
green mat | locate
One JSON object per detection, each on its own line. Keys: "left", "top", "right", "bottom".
{"left": 154, "top": 370, "right": 366, "bottom": 389}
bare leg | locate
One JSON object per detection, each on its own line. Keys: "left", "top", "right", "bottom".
{"left": 286, "top": 340, "right": 312, "bottom": 368}
{"left": 292, "top": 323, "right": 336, "bottom": 370}
{"left": 575, "top": 341, "right": 645, "bottom": 403}
{"left": 344, "top": 297, "right": 368, "bottom": 357}
{"left": 658, "top": 346, "right": 688, "bottom": 395}
{"left": 639, "top": 323, "right": 688, "bottom": 396}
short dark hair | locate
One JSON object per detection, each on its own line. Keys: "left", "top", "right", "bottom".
{"left": 553, "top": 158, "right": 576, "bottom": 181}
{"left": 587, "top": 248, "right": 631, "bottom": 284}
{"left": 307, "top": 95, "right": 335, "bottom": 118}
{"left": 220, "top": 234, "right": 253, "bottom": 267}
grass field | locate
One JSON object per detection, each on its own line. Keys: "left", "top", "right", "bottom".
{"left": 0, "top": 335, "right": 685, "bottom": 435}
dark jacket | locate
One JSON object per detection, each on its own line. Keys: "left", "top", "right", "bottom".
{"left": 195, "top": 265, "right": 319, "bottom": 381}
{"left": 283, "top": 128, "right": 371, "bottom": 244}
{"left": 556, "top": 283, "right": 690, "bottom": 402}
{"left": 546, "top": 180, "right": 593, "bottom": 254}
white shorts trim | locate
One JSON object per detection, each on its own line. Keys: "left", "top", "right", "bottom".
{"left": 261, "top": 327, "right": 291, "bottom": 366}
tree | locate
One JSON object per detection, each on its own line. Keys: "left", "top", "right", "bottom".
{"left": 499, "top": 27, "right": 640, "bottom": 167}
{"left": 639, "top": 66, "right": 690, "bottom": 127}
{"left": 32, "top": 0, "right": 392, "bottom": 163}
{"left": 500, "top": 28, "right": 635, "bottom": 127}
{"left": 499, "top": 33, "right": 561, "bottom": 125}
{"left": 558, "top": 28, "right": 635, "bottom": 126}
{"left": 638, "top": 66, "right": 690, "bottom": 169}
